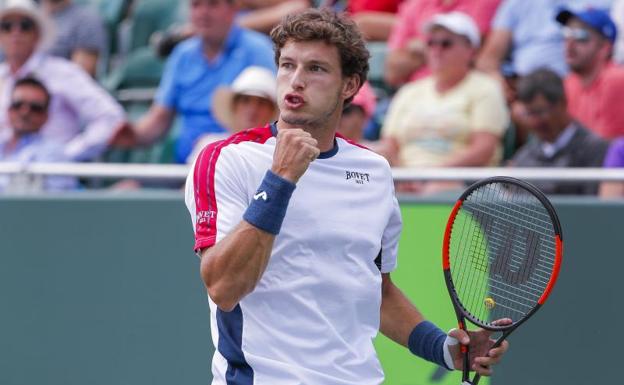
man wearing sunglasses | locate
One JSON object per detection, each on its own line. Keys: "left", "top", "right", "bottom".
{"left": 556, "top": 7, "right": 624, "bottom": 140}
{"left": 110, "top": 0, "right": 276, "bottom": 164}
{"left": 0, "top": 76, "right": 77, "bottom": 191}
{"left": 0, "top": 0, "right": 124, "bottom": 162}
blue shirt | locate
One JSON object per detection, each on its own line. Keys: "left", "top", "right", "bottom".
{"left": 492, "top": 0, "right": 613, "bottom": 76}
{"left": 493, "top": 0, "right": 567, "bottom": 76}
{"left": 155, "top": 25, "right": 276, "bottom": 163}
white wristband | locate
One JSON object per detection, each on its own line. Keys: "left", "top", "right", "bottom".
{"left": 443, "top": 335, "right": 459, "bottom": 370}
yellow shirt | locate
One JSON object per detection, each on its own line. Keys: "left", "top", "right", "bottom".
{"left": 382, "top": 71, "right": 509, "bottom": 167}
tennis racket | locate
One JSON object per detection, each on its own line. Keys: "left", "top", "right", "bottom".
{"left": 442, "top": 176, "right": 563, "bottom": 385}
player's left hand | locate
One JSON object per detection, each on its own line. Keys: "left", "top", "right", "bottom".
{"left": 446, "top": 318, "right": 512, "bottom": 376}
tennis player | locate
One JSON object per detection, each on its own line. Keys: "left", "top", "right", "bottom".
{"left": 185, "top": 9, "right": 509, "bottom": 384}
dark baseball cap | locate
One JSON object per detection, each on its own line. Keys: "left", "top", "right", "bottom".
{"left": 556, "top": 7, "right": 617, "bottom": 43}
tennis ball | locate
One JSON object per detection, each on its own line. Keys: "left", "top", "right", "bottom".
{"left": 484, "top": 297, "right": 496, "bottom": 310}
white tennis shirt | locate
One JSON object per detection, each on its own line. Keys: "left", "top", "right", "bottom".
{"left": 185, "top": 124, "right": 402, "bottom": 385}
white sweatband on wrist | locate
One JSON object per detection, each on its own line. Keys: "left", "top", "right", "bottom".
{"left": 443, "top": 335, "right": 459, "bottom": 370}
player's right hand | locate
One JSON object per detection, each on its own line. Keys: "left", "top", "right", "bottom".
{"left": 271, "top": 128, "right": 320, "bottom": 183}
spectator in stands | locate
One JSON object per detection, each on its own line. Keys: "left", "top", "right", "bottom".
{"left": 187, "top": 65, "right": 277, "bottom": 162}
{"left": 557, "top": 7, "right": 624, "bottom": 140}
{"left": 0, "top": 76, "right": 77, "bottom": 192}
{"left": 337, "top": 81, "right": 376, "bottom": 142}
{"left": 344, "top": 0, "right": 403, "bottom": 42}
{"left": 612, "top": 0, "right": 624, "bottom": 64}
{"left": 380, "top": 12, "right": 508, "bottom": 193}
{"left": 110, "top": 0, "right": 276, "bottom": 164}
{"left": 510, "top": 69, "right": 608, "bottom": 195}
{"left": 600, "top": 138, "right": 624, "bottom": 198}
{"left": 40, "top": 0, "right": 107, "bottom": 77}
{"left": 236, "top": 0, "right": 311, "bottom": 35}
{"left": 476, "top": 0, "right": 571, "bottom": 79}
{"left": 384, "top": 0, "right": 501, "bottom": 87}
{"left": 0, "top": 0, "right": 125, "bottom": 161}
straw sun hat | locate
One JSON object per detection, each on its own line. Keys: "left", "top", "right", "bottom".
{"left": 212, "top": 66, "right": 278, "bottom": 130}
{"left": 0, "top": 0, "right": 57, "bottom": 50}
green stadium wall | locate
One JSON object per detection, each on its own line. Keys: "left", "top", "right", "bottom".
{"left": 0, "top": 193, "right": 620, "bottom": 385}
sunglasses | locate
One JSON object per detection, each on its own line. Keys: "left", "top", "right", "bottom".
{"left": 0, "top": 18, "right": 36, "bottom": 33}
{"left": 426, "top": 38, "right": 455, "bottom": 49}
{"left": 562, "top": 26, "right": 591, "bottom": 42}
{"left": 9, "top": 100, "right": 47, "bottom": 114}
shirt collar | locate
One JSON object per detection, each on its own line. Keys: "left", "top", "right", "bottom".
{"left": 0, "top": 131, "right": 42, "bottom": 157}
{"left": 1, "top": 51, "right": 46, "bottom": 79}
{"left": 540, "top": 123, "right": 577, "bottom": 158}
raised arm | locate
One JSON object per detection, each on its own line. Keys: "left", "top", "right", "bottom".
{"left": 198, "top": 128, "right": 319, "bottom": 311}
{"left": 475, "top": 29, "right": 512, "bottom": 79}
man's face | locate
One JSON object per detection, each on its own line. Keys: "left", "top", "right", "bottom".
{"left": 0, "top": 13, "right": 39, "bottom": 61}
{"left": 520, "top": 94, "right": 567, "bottom": 143}
{"left": 8, "top": 85, "right": 49, "bottom": 136}
{"left": 425, "top": 27, "right": 474, "bottom": 75}
{"left": 276, "top": 40, "right": 358, "bottom": 129}
{"left": 564, "top": 19, "right": 608, "bottom": 73}
{"left": 189, "top": 0, "right": 236, "bottom": 43}
{"left": 232, "top": 94, "right": 275, "bottom": 132}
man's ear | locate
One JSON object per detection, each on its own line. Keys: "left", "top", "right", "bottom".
{"left": 342, "top": 75, "right": 361, "bottom": 101}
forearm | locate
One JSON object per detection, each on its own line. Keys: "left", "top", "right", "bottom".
{"left": 352, "top": 12, "right": 397, "bottom": 41}
{"left": 384, "top": 48, "right": 424, "bottom": 88}
{"left": 71, "top": 49, "right": 99, "bottom": 77}
{"left": 200, "top": 221, "right": 275, "bottom": 311}
{"left": 380, "top": 274, "right": 424, "bottom": 346}
{"left": 134, "top": 105, "right": 174, "bottom": 146}
{"left": 475, "top": 30, "right": 512, "bottom": 76}
{"left": 380, "top": 274, "right": 452, "bottom": 369}
{"left": 64, "top": 110, "right": 125, "bottom": 161}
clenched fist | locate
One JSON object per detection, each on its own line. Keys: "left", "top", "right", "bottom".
{"left": 271, "top": 128, "right": 320, "bottom": 183}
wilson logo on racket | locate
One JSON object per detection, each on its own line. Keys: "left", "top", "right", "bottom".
{"left": 442, "top": 176, "right": 563, "bottom": 385}
{"left": 488, "top": 221, "right": 542, "bottom": 285}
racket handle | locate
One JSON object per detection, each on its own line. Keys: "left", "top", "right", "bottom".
{"left": 472, "top": 373, "right": 482, "bottom": 385}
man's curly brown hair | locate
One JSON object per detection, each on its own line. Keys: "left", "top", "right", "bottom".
{"left": 270, "top": 8, "right": 370, "bottom": 104}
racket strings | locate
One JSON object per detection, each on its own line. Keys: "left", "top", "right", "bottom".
{"left": 449, "top": 182, "right": 556, "bottom": 326}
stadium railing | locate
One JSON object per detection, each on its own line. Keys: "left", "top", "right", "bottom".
{"left": 0, "top": 162, "right": 623, "bottom": 183}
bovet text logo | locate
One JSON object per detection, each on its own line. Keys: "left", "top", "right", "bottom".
{"left": 197, "top": 210, "right": 216, "bottom": 224}
{"left": 345, "top": 170, "right": 370, "bottom": 184}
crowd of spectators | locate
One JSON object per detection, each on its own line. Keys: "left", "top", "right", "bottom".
{"left": 1, "top": 0, "right": 624, "bottom": 197}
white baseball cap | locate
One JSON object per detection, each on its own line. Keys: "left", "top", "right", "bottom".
{"left": 212, "top": 66, "right": 277, "bottom": 130}
{"left": 0, "top": 0, "right": 56, "bottom": 50}
{"left": 423, "top": 11, "right": 480, "bottom": 48}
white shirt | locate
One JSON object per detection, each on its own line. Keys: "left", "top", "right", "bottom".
{"left": 185, "top": 124, "right": 402, "bottom": 385}
{"left": 0, "top": 52, "right": 125, "bottom": 161}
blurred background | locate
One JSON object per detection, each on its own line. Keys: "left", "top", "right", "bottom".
{"left": 1, "top": 1, "right": 623, "bottom": 384}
